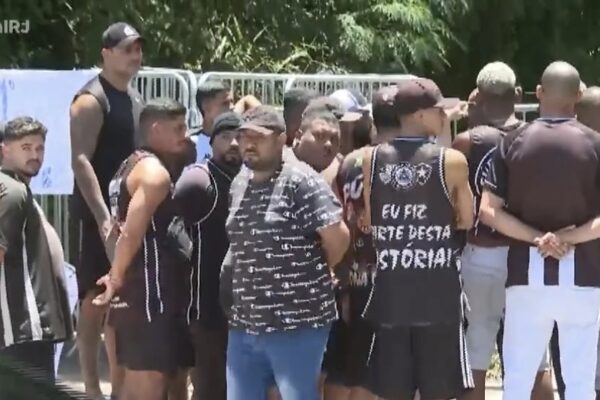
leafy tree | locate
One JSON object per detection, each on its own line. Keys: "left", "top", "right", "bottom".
{"left": 0, "top": 0, "right": 598, "bottom": 96}
{"left": 440, "top": 0, "right": 600, "bottom": 96}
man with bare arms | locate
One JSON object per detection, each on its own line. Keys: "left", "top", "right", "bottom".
{"left": 69, "top": 22, "right": 144, "bottom": 400}
{"left": 93, "top": 98, "right": 194, "bottom": 400}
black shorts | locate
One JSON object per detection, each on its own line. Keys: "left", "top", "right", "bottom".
{"left": 344, "top": 319, "right": 374, "bottom": 386}
{"left": 70, "top": 214, "right": 109, "bottom": 300}
{"left": 323, "top": 318, "right": 375, "bottom": 387}
{"left": 115, "top": 314, "right": 194, "bottom": 373}
{"left": 322, "top": 319, "right": 347, "bottom": 382}
{"left": 366, "top": 323, "right": 473, "bottom": 400}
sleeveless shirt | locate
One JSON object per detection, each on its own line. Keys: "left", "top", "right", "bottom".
{"left": 107, "top": 149, "right": 192, "bottom": 324}
{"left": 72, "top": 74, "right": 144, "bottom": 219}
{"left": 364, "top": 138, "right": 463, "bottom": 326}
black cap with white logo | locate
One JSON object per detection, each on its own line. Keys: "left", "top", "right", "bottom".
{"left": 102, "top": 22, "right": 144, "bottom": 49}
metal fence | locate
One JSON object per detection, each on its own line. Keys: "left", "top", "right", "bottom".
{"left": 285, "top": 74, "right": 418, "bottom": 100}
{"left": 515, "top": 103, "right": 540, "bottom": 122}
{"left": 36, "top": 69, "right": 543, "bottom": 263}
{"left": 37, "top": 68, "right": 201, "bottom": 261}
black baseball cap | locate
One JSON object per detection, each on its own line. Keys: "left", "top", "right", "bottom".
{"left": 303, "top": 97, "right": 346, "bottom": 120}
{"left": 394, "top": 79, "right": 459, "bottom": 115}
{"left": 102, "top": 22, "right": 144, "bottom": 49}
{"left": 238, "top": 106, "right": 286, "bottom": 135}
{"left": 372, "top": 85, "right": 400, "bottom": 121}
{"left": 211, "top": 111, "right": 243, "bottom": 143}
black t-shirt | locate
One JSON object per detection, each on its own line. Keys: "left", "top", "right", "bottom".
{"left": 223, "top": 159, "right": 343, "bottom": 334}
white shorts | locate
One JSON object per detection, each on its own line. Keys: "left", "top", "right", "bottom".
{"left": 461, "top": 244, "right": 550, "bottom": 371}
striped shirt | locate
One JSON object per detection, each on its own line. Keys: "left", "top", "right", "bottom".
{"left": 485, "top": 118, "right": 600, "bottom": 287}
{"left": 0, "top": 169, "right": 72, "bottom": 348}
{"left": 107, "top": 150, "right": 192, "bottom": 324}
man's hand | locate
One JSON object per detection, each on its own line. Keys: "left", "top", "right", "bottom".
{"left": 445, "top": 101, "right": 469, "bottom": 122}
{"left": 535, "top": 226, "right": 575, "bottom": 259}
{"left": 92, "top": 273, "right": 122, "bottom": 306}
{"left": 98, "top": 219, "right": 113, "bottom": 241}
{"left": 233, "top": 95, "right": 262, "bottom": 114}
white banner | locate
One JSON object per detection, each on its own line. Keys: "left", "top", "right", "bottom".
{"left": 0, "top": 69, "right": 97, "bottom": 195}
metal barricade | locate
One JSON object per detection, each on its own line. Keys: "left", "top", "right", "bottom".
{"left": 197, "top": 72, "right": 294, "bottom": 106}
{"left": 141, "top": 67, "right": 201, "bottom": 128}
{"left": 515, "top": 103, "right": 539, "bottom": 122}
{"left": 132, "top": 69, "right": 192, "bottom": 125}
{"left": 34, "top": 68, "right": 195, "bottom": 262}
{"left": 285, "top": 74, "right": 418, "bottom": 100}
{"left": 196, "top": 72, "right": 419, "bottom": 107}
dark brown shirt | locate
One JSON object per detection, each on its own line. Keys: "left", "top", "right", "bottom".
{"left": 485, "top": 118, "right": 600, "bottom": 287}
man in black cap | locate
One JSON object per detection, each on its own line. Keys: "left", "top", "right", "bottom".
{"left": 319, "top": 86, "right": 403, "bottom": 400}
{"left": 221, "top": 105, "right": 350, "bottom": 400}
{"left": 361, "top": 79, "right": 475, "bottom": 400}
{"left": 173, "top": 111, "right": 243, "bottom": 400}
{"left": 69, "top": 21, "right": 145, "bottom": 399}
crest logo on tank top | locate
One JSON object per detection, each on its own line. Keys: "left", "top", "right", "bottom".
{"left": 378, "top": 162, "right": 432, "bottom": 191}
{"left": 108, "top": 177, "right": 122, "bottom": 220}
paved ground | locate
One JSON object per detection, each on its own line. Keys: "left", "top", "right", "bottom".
{"left": 55, "top": 339, "right": 558, "bottom": 399}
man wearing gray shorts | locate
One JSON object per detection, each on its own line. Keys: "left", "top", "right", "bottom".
{"left": 453, "top": 62, "right": 553, "bottom": 400}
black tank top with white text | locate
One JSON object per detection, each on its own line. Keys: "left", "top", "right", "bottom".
{"left": 364, "top": 138, "right": 462, "bottom": 326}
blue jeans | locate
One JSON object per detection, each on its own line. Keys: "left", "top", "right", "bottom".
{"left": 226, "top": 325, "right": 331, "bottom": 400}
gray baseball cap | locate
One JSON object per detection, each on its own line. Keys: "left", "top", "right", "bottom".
{"left": 238, "top": 106, "right": 286, "bottom": 135}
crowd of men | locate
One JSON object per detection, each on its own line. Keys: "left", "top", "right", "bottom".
{"left": 3, "top": 20, "right": 600, "bottom": 400}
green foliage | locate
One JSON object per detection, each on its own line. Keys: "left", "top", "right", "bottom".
{"left": 0, "top": 0, "right": 599, "bottom": 96}
{"left": 441, "top": 0, "right": 600, "bottom": 96}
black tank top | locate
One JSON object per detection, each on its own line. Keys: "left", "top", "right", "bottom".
{"left": 72, "top": 74, "right": 143, "bottom": 219}
{"left": 364, "top": 138, "right": 462, "bottom": 326}
{"left": 187, "top": 160, "right": 233, "bottom": 327}
{"left": 107, "top": 150, "right": 192, "bottom": 324}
